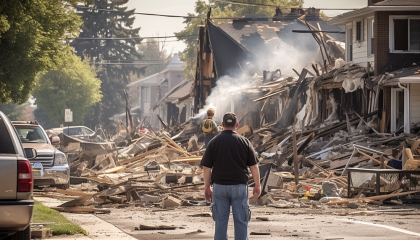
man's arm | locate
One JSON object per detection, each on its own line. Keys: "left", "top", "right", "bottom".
{"left": 249, "top": 164, "right": 261, "bottom": 199}
{"left": 203, "top": 166, "right": 213, "bottom": 202}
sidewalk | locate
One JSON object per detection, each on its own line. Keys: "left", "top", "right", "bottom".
{"left": 34, "top": 197, "right": 137, "bottom": 240}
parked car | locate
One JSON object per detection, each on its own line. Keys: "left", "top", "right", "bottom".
{"left": 0, "top": 112, "right": 35, "bottom": 239}
{"left": 63, "top": 126, "right": 95, "bottom": 137}
{"left": 12, "top": 121, "right": 70, "bottom": 190}
{"left": 48, "top": 126, "right": 103, "bottom": 141}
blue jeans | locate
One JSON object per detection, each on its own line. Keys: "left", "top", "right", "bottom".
{"left": 212, "top": 183, "right": 250, "bottom": 240}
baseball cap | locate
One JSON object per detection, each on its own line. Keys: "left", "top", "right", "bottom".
{"left": 223, "top": 112, "right": 237, "bottom": 125}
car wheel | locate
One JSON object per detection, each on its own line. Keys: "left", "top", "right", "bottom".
{"left": 56, "top": 182, "right": 70, "bottom": 190}
{"left": 5, "top": 226, "right": 30, "bottom": 240}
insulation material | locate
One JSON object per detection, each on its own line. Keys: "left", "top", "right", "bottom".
{"left": 324, "top": 92, "right": 338, "bottom": 123}
{"left": 333, "top": 58, "right": 346, "bottom": 70}
{"left": 294, "top": 104, "right": 307, "bottom": 131}
{"left": 342, "top": 77, "right": 364, "bottom": 93}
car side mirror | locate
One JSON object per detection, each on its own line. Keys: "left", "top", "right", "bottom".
{"left": 51, "top": 136, "right": 60, "bottom": 144}
{"left": 24, "top": 148, "right": 37, "bottom": 159}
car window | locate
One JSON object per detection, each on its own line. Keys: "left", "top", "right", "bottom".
{"left": 15, "top": 126, "right": 48, "bottom": 143}
{"left": 82, "top": 127, "right": 94, "bottom": 135}
{"left": 0, "top": 117, "right": 16, "bottom": 154}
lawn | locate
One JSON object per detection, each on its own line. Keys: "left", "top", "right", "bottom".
{"left": 33, "top": 201, "right": 87, "bottom": 236}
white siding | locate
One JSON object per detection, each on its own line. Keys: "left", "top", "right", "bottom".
{"left": 410, "top": 83, "right": 420, "bottom": 124}
{"left": 351, "top": 18, "right": 375, "bottom": 68}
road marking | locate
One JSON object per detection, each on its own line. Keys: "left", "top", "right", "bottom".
{"left": 337, "top": 218, "right": 420, "bottom": 237}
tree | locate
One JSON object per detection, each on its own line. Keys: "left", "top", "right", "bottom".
{"left": 137, "top": 39, "right": 172, "bottom": 77}
{"left": 70, "top": 0, "right": 144, "bottom": 128}
{"left": 175, "top": 0, "right": 302, "bottom": 78}
{"left": 0, "top": 102, "right": 31, "bottom": 121}
{"left": 32, "top": 53, "right": 102, "bottom": 127}
{"left": 0, "top": 0, "right": 84, "bottom": 104}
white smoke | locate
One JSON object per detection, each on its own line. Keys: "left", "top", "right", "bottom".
{"left": 256, "top": 38, "right": 322, "bottom": 76}
{"left": 197, "top": 75, "right": 255, "bottom": 124}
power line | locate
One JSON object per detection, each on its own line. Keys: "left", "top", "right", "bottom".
{"left": 75, "top": 6, "right": 204, "bottom": 19}
{"left": 71, "top": 4, "right": 351, "bottom": 22}
{"left": 214, "top": 0, "right": 299, "bottom": 8}
{"left": 214, "top": 0, "right": 358, "bottom": 10}
{"left": 89, "top": 62, "right": 166, "bottom": 65}
{"left": 66, "top": 35, "right": 197, "bottom": 40}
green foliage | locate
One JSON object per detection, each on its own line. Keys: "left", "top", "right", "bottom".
{"left": 71, "top": 0, "right": 144, "bottom": 128}
{"left": 175, "top": 0, "right": 302, "bottom": 78}
{"left": 0, "top": 0, "right": 84, "bottom": 104}
{"left": 0, "top": 102, "right": 31, "bottom": 121}
{"left": 33, "top": 106, "right": 55, "bottom": 130}
{"left": 33, "top": 201, "right": 87, "bottom": 236}
{"left": 32, "top": 53, "right": 102, "bottom": 126}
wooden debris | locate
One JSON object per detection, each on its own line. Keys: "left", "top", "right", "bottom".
{"left": 55, "top": 189, "right": 90, "bottom": 197}
{"left": 188, "top": 213, "right": 212, "bottom": 217}
{"left": 51, "top": 206, "right": 111, "bottom": 214}
{"left": 327, "top": 191, "right": 420, "bottom": 205}
{"left": 31, "top": 228, "right": 52, "bottom": 238}
{"left": 136, "top": 224, "right": 176, "bottom": 230}
{"left": 256, "top": 217, "right": 270, "bottom": 221}
{"left": 162, "top": 196, "right": 182, "bottom": 208}
{"left": 58, "top": 194, "right": 93, "bottom": 207}
{"left": 250, "top": 232, "right": 271, "bottom": 235}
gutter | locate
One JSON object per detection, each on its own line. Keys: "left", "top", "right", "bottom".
{"left": 329, "top": 7, "right": 372, "bottom": 25}
{"left": 329, "top": 6, "right": 420, "bottom": 25}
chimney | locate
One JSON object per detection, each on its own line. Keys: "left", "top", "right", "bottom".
{"left": 368, "top": 0, "right": 384, "bottom": 5}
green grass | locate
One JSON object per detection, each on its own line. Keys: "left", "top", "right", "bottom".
{"left": 33, "top": 201, "right": 87, "bottom": 236}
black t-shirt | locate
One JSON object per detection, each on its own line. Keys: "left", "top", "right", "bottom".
{"left": 200, "top": 130, "right": 259, "bottom": 185}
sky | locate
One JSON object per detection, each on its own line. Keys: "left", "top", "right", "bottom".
{"left": 125, "top": 0, "right": 368, "bottom": 55}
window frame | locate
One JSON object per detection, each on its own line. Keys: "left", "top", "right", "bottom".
{"left": 389, "top": 15, "right": 420, "bottom": 53}
{"left": 356, "top": 20, "right": 363, "bottom": 42}
{"left": 367, "top": 17, "right": 375, "bottom": 56}
{"left": 346, "top": 22, "right": 353, "bottom": 62}
{"left": 142, "top": 86, "right": 151, "bottom": 104}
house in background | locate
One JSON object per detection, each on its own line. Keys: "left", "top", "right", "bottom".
{"left": 330, "top": 0, "right": 420, "bottom": 133}
{"left": 126, "top": 54, "right": 186, "bottom": 129}
{"left": 150, "top": 79, "right": 194, "bottom": 127}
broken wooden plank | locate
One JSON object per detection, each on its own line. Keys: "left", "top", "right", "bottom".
{"left": 171, "top": 157, "right": 202, "bottom": 163}
{"left": 55, "top": 189, "right": 89, "bottom": 197}
{"left": 356, "top": 149, "right": 394, "bottom": 169}
{"left": 236, "top": 125, "right": 251, "bottom": 135}
{"left": 58, "top": 194, "right": 93, "bottom": 207}
{"left": 253, "top": 89, "right": 286, "bottom": 102}
{"left": 51, "top": 206, "right": 110, "bottom": 214}
{"left": 136, "top": 224, "right": 176, "bottom": 230}
{"left": 119, "top": 148, "right": 159, "bottom": 165}
{"left": 327, "top": 190, "right": 420, "bottom": 205}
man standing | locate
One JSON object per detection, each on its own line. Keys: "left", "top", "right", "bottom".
{"left": 201, "top": 108, "right": 219, "bottom": 147}
{"left": 201, "top": 112, "right": 261, "bottom": 240}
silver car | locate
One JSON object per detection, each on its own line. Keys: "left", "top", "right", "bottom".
{"left": 12, "top": 121, "right": 70, "bottom": 190}
{"left": 0, "top": 112, "right": 35, "bottom": 239}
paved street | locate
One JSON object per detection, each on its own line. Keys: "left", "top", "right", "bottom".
{"left": 97, "top": 206, "right": 420, "bottom": 240}
{"left": 37, "top": 196, "right": 420, "bottom": 240}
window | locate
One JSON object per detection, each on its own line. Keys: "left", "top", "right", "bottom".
{"left": 346, "top": 25, "right": 353, "bottom": 62}
{"left": 368, "top": 18, "right": 375, "bottom": 55}
{"left": 390, "top": 16, "right": 420, "bottom": 52}
{"left": 15, "top": 126, "right": 48, "bottom": 143}
{"left": 142, "top": 87, "right": 151, "bottom": 103}
{"left": 0, "top": 118, "right": 15, "bottom": 154}
{"left": 356, "top": 21, "right": 363, "bottom": 42}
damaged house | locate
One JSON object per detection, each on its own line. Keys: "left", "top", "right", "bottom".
{"left": 330, "top": 0, "right": 420, "bottom": 134}
{"left": 193, "top": 7, "right": 345, "bottom": 127}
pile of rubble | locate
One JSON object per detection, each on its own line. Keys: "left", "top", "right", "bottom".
{"left": 35, "top": 62, "right": 420, "bottom": 214}
{"left": 35, "top": 111, "right": 420, "bottom": 214}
